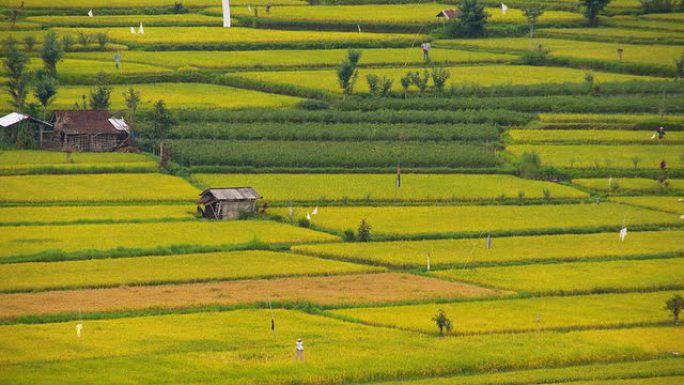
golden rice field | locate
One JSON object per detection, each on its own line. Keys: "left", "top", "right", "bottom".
{"left": 293, "top": 230, "right": 684, "bottom": 268}
{"left": 26, "top": 14, "right": 223, "bottom": 27}
{"left": 614, "top": 196, "right": 684, "bottom": 215}
{"left": 539, "top": 27, "right": 684, "bottom": 44}
{"left": 573, "top": 178, "right": 684, "bottom": 193}
{"left": 373, "top": 359, "right": 684, "bottom": 385}
{"left": 0, "top": 174, "right": 199, "bottom": 202}
{"left": 332, "top": 291, "right": 679, "bottom": 334}
{"left": 194, "top": 173, "right": 588, "bottom": 202}
{"left": 274, "top": 203, "right": 680, "bottom": 236}
{"left": 507, "top": 145, "right": 684, "bottom": 169}
{"left": 509, "top": 129, "right": 684, "bottom": 144}
{"left": 233, "top": 65, "right": 656, "bottom": 94}
{"left": 220, "top": 4, "right": 583, "bottom": 25}
{"left": 0, "top": 82, "right": 302, "bottom": 111}
{"left": 0, "top": 220, "right": 338, "bottom": 261}
{"left": 0, "top": 250, "right": 382, "bottom": 291}
{"left": 0, "top": 273, "right": 506, "bottom": 319}
{"left": 640, "top": 13, "right": 684, "bottom": 22}
{"left": 539, "top": 113, "right": 684, "bottom": 126}
{"left": 54, "top": 26, "right": 423, "bottom": 46}
{"left": 443, "top": 38, "right": 683, "bottom": 66}
{"left": 0, "top": 204, "right": 194, "bottom": 225}
{"left": 0, "top": 150, "right": 156, "bottom": 171}
{"left": 434, "top": 258, "right": 684, "bottom": 294}
{"left": 0, "top": 309, "right": 680, "bottom": 384}
{"left": 609, "top": 17, "right": 684, "bottom": 33}
{"left": 0, "top": 0, "right": 304, "bottom": 7}
{"left": 29, "top": 58, "right": 172, "bottom": 77}
{"left": 67, "top": 47, "right": 516, "bottom": 70}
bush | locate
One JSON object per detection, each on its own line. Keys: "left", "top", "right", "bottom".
{"left": 95, "top": 32, "right": 109, "bottom": 50}
{"left": 640, "top": 0, "right": 674, "bottom": 13}
{"left": 520, "top": 44, "right": 550, "bottom": 65}
{"left": 357, "top": 219, "right": 372, "bottom": 242}
{"left": 518, "top": 152, "right": 541, "bottom": 179}
{"left": 296, "top": 99, "right": 330, "bottom": 110}
{"left": 298, "top": 218, "right": 311, "bottom": 228}
{"left": 444, "top": 0, "right": 489, "bottom": 38}
{"left": 343, "top": 229, "right": 355, "bottom": 241}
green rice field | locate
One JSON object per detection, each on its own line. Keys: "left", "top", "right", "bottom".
{"left": 507, "top": 145, "right": 684, "bottom": 169}
{"left": 573, "top": 178, "right": 684, "bottom": 193}
{"left": 509, "top": 129, "right": 684, "bottom": 144}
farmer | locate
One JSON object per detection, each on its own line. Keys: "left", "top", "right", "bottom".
{"left": 295, "top": 338, "right": 304, "bottom": 362}
{"left": 421, "top": 42, "right": 431, "bottom": 63}
{"left": 660, "top": 160, "right": 667, "bottom": 170}
{"left": 266, "top": 3, "right": 271, "bottom": 13}
{"left": 657, "top": 126, "right": 666, "bottom": 139}
{"left": 114, "top": 52, "right": 121, "bottom": 70}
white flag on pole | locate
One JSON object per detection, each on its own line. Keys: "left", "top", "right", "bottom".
{"left": 76, "top": 323, "right": 83, "bottom": 337}
{"left": 223, "top": 0, "right": 232, "bottom": 27}
{"left": 130, "top": 27, "right": 137, "bottom": 34}
{"left": 88, "top": 9, "right": 94, "bottom": 17}
{"left": 306, "top": 212, "right": 311, "bottom": 221}
{"left": 138, "top": 22, "right": 144, "bottom": 34}
{"left": 312, "top": 207, "right": 318, "bottom": 215}
{"left": 248, "top": 5, "right": 252, "bottom": 12}
{"left": 619, "top": 227, "right": 627, "bottom": 242}
{"left": 357, "top": 24, "right": 361, "bottom": 33}
{"left": 501, "top": 3, "right": 508, "bottom": 15}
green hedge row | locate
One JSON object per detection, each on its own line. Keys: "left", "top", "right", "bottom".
{"left": 170, "top": 108, "right": 535, "bottom": 125}
{"left": 163, "top": 139, "right": 501, "bottom": 168}
{"left": 153, "top": 122, "right": 501, "bottom": 142}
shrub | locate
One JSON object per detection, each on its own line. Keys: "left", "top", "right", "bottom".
{"left": 675, "top": 53, "right": 684, "bottom": 79}
{"left": 343, "top": 229, "right": 355, "bottom": 242}
{"left": 400, "top": 73, "right": 411, "bottom": 99}
{"left": 665, "top": 294, "right": 683, "bottom": 326}
{"left": 174, "top": 2, "right": 188, "bottom": 13}
{"left": 61, "top": 35, "right": 75, "bottom": 51}
{"left": 609, "top": 178, "right": 620, "bottom": 192}
{"left": 296, "top": 99, "right": 330, "bottom": 110}
{"left": 95, "top": 32, "right": 109, "bottom": 50}
{"left": 337, "top": 49, "right": 361, "bottom": 98}
{"left": 77, "top": 31, "right": 93, "bottom": 47}
{"left": 357, "top": 219, "right": 371, "bottom": 242}
{"left": 640, "top": 0, "right": 674, "bottom": 13}
{"left": 431, "top": 66, "right": 450, "bottom": 93}
{"left": 23, "top": 35, "right": 36, "bottom": 51}
{"left": 520, "top": 44, "right": 550, "bottom": 65}
{"left": 409, "top": 70, "right": 430, "bottom": 93}
{"left": 298, "top": 218, "right": 311, "bottom": 228}
{"left": 543, "top": 188, "right": 551, "bottom": 200}
{"left": 518, "top": 151, "right": 541, "bottom": 179}
{"left": 366, "top": 73, "right": 380, "bottom": 96}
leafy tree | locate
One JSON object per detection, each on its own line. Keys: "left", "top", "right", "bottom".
{"left": 33, "top": 69, "right": 58, "bottom": 120}
{"left": 357, "top": 218, "right": 372, "bottom": 242}
{"left": 409, "top": 70, "right": 430, "bottom": 93}
{"left": 3, "top": 37, "right": 31, "bottom": 112}
{"left": 445, "top": 0, "right": 489, "bottom": 38}
{"left": 41, "top": 31, "right": 64, "bottom": 77}
{"left": 123, "top": 87, "right": 141, "bottom": 124}
{"left": 24, "top": 35, "right": 36, "bottom": 51}
{"left": 640, "top": 0, "right": 673, "bottom": 13}
{"left": 522, "top": 7, "right": 544, "bottom": 40}
{"left": 579, "top": 0, "right": 611, "bottom": 27}
{"left": 150, "top": 100, "right": 176, "bottom": 166}
{"left": 95, "top": 32, "right": 109, "bottom": 50}
{"left": 379, "top": 76, "right": 393, "bottom": 97}
{"left": 666, "top": 294, "right": 683, "bottom": 326}
{"left": 337, "top": 49, "right": 361, "bottom": 98}
{"left": 518, "top": 151, "right": 541, "bottom": 179}
{"left": 400, "top": 74, "right": 411, "bottom": 99}
{"left": 61, "top": 35, "right": 75, "bottom": 51}
{"left": 366, "top": 73, "right": 380, "bottom": 96}
{"left": 89, "top": 72, "right": 112, "bottom": 109}
{"left": 432, "top": 310, "right": 453, "bottom": 336}
{"left": 431, "top": 66, "right": 450, "bottom": 93}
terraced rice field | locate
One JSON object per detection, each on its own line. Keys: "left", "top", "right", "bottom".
{"left": 507, "top": 144, "right": 684, "bottom": 169}
{"left": 0, "top": 221, "right": 338, "bottom": 262}
{"left": 232, "top": 65, "right": 656, "bottom": 94}
{"left": 0, "top": 310, "right": 680, "bottom": 385}
{"left": 194, "top": 173, "right": 588, "bottom": 202}
{"left": 538, "top": 27, "right": 684, "bottom": 44}
{"left": 29, "top": 58, "right": 172, "bottom": 78}
{"left": 573, "top": 178, "right": 684, "bottom": 193}
{"left": 332, "top": 291, "right": 679, "bottom": 334}
{"left": 434, "top": 258, "right": 684, "bottom": 294}
{"left": 0, "top": 0, "right": 304, "bottom": 7}
{"left": 509, "top": 129, "right": 684, "bottom": 144}
{"left": 0, "top": 204, "right": 194, "bottom": 225}
{"left": 0, "top": 174, "right": 199, "bottom": 202}
{"left": 0, "top": 150, "right": 156, "bottom": 172}
{"left": 293, "top": 230, "right": 684, "bottom": 268}
{"left": 614, "top": 196, "right": 684, "bottom": 214}
{"left": 275, "top": 203, "right": 680, "bottom": 237}
{"left": 27, "top": 14, "right": 224, "bottom": 27}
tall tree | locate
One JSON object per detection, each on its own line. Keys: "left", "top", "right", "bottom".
{"left": 89, "top": 72, "right": 112, "bottom": 109}
{"left": 3, "top": 37, "right": 31, "bottom": 112}
{"left": 150, "top": 99, "right": 176, "bottom": 166}
{"left": 446, "top": 0, "right": 489, "bottom": 38}
{"left": 33, "top": 69, "right": 58, "bottom": 148}
{"left": 522, "top": 7, "right": 544, "bottom": 42}
{"left": 666, "top": 294, "right": 683, "bottom": 326}
{"left": 41, "top": 31, "right": 64, "bottom": 77}
{"left": 579, "top": 0, "right": 611, "bottom": 27}
{"left": 336, "top": 49, "right": 361, "bottom": 98}
{"left": 123, "top": 87, "right": 141, "bottom": 126}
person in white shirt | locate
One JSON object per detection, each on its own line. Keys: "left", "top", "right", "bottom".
{"left": 295, "top": 338, "right": 304, "bottom": 362}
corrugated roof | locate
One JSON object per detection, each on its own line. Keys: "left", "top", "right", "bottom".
{"left": 53, "top": 110, "right": 120, "bottom": 135}
{"left": 108, "top": 117, "right": 130, "bottom": 132}
{"left": 0, "top": 112, "right": 28, "bottom": 127}
{"left": 200, "top": 187, "right": 262, "bottom": 202}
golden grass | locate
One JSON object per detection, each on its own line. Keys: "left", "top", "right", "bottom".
{"left": 0, "top": 220, "right": 338, "bottom": 260}
{"left": 509, "top": 129, "right": 684, "bottom": 144}
{"left": 0, "top": 150, "right": 156, "bottom": 170}
{"left": 573, "top": 178, "right": 684, "bottom": 193}
{"left": 194, "top": 173, "right": 588, "bottom": 202}
{"left": 293, "top": 230, "right": 684, "bottom": 268}
{"left": 0, "top": 273, "right": 506, "bottom": 319}
{"left": 0, "top": 204, "right": 194, "bottom": 225}
{"left": 0, "top": 174, "right": 199, "bottom": 202}
{"left": 614, "top": 196, "right": 684, "bottom": 215}
{"left": 0, "top": 0, "right": 304, "bottom": 7}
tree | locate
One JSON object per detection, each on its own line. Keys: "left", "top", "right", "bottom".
{"left": 62, "top": 35, "right": 75, "bottom": 52}
{"left": 432, "top": 310, "right": 453, "bottom": 336}
{"left": 522, "top": 7, "right": 544, "bottom": 41}
{"left": 95, "top": 32, "right": 109, "bottom": 50}
{"left": 431, "top": 66, "right": 450, "bottom": 93}
{"left": 400, "top": 74, "right": 411, "bottom": 99}
{"left": 640, "top": 0, "right": 674, "bottom": 13}
{"left": 150, "top": 100, "right": 176, "bottom": 167}
{"left": 33, "top": 69, "right": 58, "bottom": 119}
{"left": 41, "top": 31, "right": 64, "bottom": 77}
{"left": 337, "top": 49, "right": 361, "bottom": 98}
{"left": 579, "top": 0, "right": 611, "bottom": 27}
{"left": 123, "top": 87, "right": 141, "bottom": 125}
{"left": 518, "top": 151, "right": 542, "bottom": 179}
{"left": 89, "top": 72, "right": 112, "bottom": 109}
{"left": 409, "top": 70, "right": 430, "bottom": 93}
{"left": 675, "top": 53, "right": 684, "bottom": 80}
{"left": 357, "top": 218, "right": 372, "bottom": 242}
{"left": 366, "top": 73, "right": 380, "bottom": 96}
{"left": 24, "top": 36, "right": 36, "bottom": 51}
{"left": 445, "top": 0, "right": 489, "bottom": 38}
{"left": 3, "top": 37, "right": 31, "bottom": 112}
{"left": 666, "top": 294, "right": 683, "bottom": 326}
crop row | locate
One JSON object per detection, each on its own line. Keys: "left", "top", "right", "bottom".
{"left": 508, "top": 129, "right": 684, "bottom": 144}
{"left": 538, "top": 27, "right": 684, "bottom": 45}
{"left": 166, "top": 140, "right": 500, "bottom": 168}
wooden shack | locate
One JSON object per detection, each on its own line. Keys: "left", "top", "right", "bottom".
{"left": 51, "top": 110, "right": 130, "bottom": 152}
{"left": 197, "top": 187, "right": 262, "bottom": 220}
{"left": 436, "top": 9, "right": 460, "bottom": 20}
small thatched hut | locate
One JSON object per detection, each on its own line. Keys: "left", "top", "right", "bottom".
{"left": 197, "top": 187, "right": 262, "bottom": 220}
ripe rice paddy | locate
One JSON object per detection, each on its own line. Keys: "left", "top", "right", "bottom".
{"left": 0, "top": 150, "right": 156, "bottom": 172}
{"left": 274, "top": 203, "right": 680, "bottom": 237}
{"left": 0, "top": 0, "right": 304, "bottom": 7}
{"left": 29, "top": 58, "right": 172, "bottom": 78}
{"left": 293, "top": 230, "right": 684, "bottom": 268}
{"left": 614, "top": 196, "right": 684, "bottom": 214}
{"left": 332, "top": 291, "right": 680, "bottom": 334}
{"left": 0, "top": 309, "right": 680, "bottom": 384}
{"left": 507, "top": 145, "right": 684, "bottom": 169}
{"left": 0, "top": 273, "right": 507, "bottom": 320}
{"left": 233, "top": 65, "right": 656, "bottom": 94}
{"left": 27, "top": 14, "right": 224, "bottom": 27}
{"left": 0, "top": 220, "right": 338, "bottom": 261}
{"left": 573, "top": 178, "right": 684, "bottom": 193}
{"left": 193, "top": 173, "right": 588, "bottom": 202}
{"left": 538, "top": 27, "right": 684, "bottom": 44}
{"left": 0, "top": 250, "right": 383, "bottom": 292}
{"left": 434, "top": 258, "right": 684, "bottom": 294}
{"left": 0, "top": 174, "right": 199, "bottom": 202}
{"left": 0, "top": 204, "right": 194, "bottom": 225}
{"left": 509, "top": 129, "right": 684, "bottom": 144}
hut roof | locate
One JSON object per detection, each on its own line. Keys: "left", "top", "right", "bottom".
{"left": 436, "top": 9, "right": 460, "bottom": 19}
{"left": 53, "top": 110, "right": 120, "bottom": 135}
{"left": 198, "top": 187, "right": 262, "bottom": 204}
{"left": 0, "top": 112, "right": 52, "bottom": 128}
